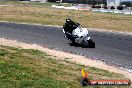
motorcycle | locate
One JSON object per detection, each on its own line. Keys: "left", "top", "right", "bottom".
{"left": 63, "top": 19, "right": 95, "bottom": 48}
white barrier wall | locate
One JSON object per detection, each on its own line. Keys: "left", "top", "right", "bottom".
{"left": 107, "top": 0, "right": 120, "bottom": 6}
{"left": 30, "top": 0, "right": 47, "bottom": 2}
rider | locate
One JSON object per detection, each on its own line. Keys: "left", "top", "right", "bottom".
{"left": 63, "top": 19, "right": 80, "bottom": 44}
{"left": 63, "top": 19, "right": 80, "bottom": 34}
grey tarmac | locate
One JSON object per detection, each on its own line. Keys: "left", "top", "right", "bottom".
{"left": 0, "top": 22, "right": 132, "bottom": 70}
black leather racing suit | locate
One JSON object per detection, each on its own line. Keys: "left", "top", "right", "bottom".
{"left": 63, "top": 20, "right": 80, "bottom": 43}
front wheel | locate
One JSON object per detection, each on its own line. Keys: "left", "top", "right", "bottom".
{"left": 88, "top": 39, "right": 95, "bottom": 48}
{"left": 82, "top": 39, "right": 95, "bottom": 48}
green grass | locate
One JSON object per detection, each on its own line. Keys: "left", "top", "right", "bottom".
{"left": 2, "top": 5, "right": 132, "bottom": 32}
{"left": 0, "top": 1, "right": 132, "bottom": 32}
{"left": 0, "top": 45, "right": 131, "bottom": 88}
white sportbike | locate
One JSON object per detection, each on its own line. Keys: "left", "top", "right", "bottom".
{"left": 63, "top": 25, "right": 95, "bottom": 48}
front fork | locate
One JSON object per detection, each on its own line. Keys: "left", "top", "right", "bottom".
{"left": 84, "top": 36, "right": 90, "bottom": 43}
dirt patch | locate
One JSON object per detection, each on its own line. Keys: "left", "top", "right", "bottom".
{"left": 0, "top": 37, "right": 132, "bottom": 84}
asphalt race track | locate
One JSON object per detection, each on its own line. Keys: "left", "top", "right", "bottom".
{"left": 0, "top": 22, "right": 132, "bottom": 70}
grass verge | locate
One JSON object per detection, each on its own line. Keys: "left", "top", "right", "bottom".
{"left": 0, "top": 45, "right": 131, "bottom": 88}
{"left": 0, "top": 2, "right": 132, "bottom": 32}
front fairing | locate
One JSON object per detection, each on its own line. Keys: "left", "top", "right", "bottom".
{"left": 72, "top": 27, "right": 89, "bottom": 38}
